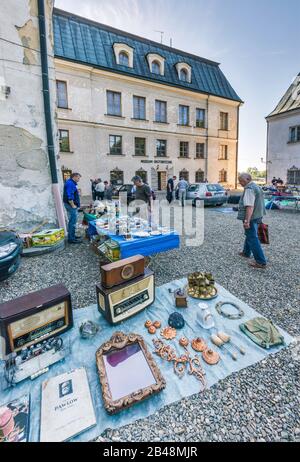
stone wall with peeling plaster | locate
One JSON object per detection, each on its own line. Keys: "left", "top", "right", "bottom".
{"left": 0, "top": 0, "right": 60, "bottom": 230}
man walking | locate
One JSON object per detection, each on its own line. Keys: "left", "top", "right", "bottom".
{"left": 104, "top": 180, "right": 113, "bottom": 201}
{"left": 237, "top": 173, "right": 267, "bottom": 268}
{"left": 177, "top": 177, "right": 189, "bottom": 207}
{"left": 63, "top": 173, "right": 82, "bottom": 244}
{"left": 167, "top": 175, "right": 176, "bottom": 204}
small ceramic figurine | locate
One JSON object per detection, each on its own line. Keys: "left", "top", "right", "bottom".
{"left": 79, "top": 320, "right": 99, "bottom": 339}
{"left": 197, "top": 303, "right": 215, "bottom": 329}
{"left": 148, "top": 326, "right": 156, "bottom": 334}
{"left": 161, "top": 326, "right": 177, "bottom": 340}
{"left": 191, "top": 337, "right": 207, "bottom": 352}
{"left": 168, "top": 312, "right": 185, "bottom": 329}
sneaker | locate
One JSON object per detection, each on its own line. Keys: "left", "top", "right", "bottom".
{"left": 238, "top": 252, "right": 250, "bottom": 259}
{"left": 248, "top": 261, "right": 266, "bottom": 269}
{"left": 68, "top": 239, "right": 82, "bottom": 244}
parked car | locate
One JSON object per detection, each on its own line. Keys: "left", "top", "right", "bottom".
{"left": 186, "top": 183, "right": 228, "bottom": 206}
{"left": 112, "top": 184, "right": 156, "bottom": 204}
{"left": 112, "top": 184, "right": 135, "bottom": 204}
{"left": 0, "top": 231, "right": 23, "bottom": 281}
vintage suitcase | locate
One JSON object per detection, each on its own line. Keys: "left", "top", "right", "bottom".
{"left": 96, "top": 268, "right": 154, "bottom": 325}
{"left": 100, "top": 255, "right": 145, "bottom": 288}
{"left": 0, "top": 284, "right": 73, "bottom": 358}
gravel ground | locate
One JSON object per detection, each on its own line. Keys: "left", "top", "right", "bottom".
{"left": 1, "top": 205, "right": 299, "bottom": 442}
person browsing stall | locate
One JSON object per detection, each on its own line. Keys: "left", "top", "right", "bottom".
{"left": 95, "top": 179, "right": 105, "bottom": 200}
{"left": 237, "top": 173, "right": 267, "bottom": 269}
{"left": 63, "top": 173, "right": 82, "bottom": 244}
{"left": 177, "top": 177, "right": 189, "bottom": 207}
{"left": 131, "top": 175, "right": 152, "bottom": 205}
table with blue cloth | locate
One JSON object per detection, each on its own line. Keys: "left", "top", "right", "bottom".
{"left": 88, "top": 220, "right": 180, "bottom": 259}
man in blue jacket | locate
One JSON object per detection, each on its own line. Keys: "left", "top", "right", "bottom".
{"left": 63, "top": 173, "right": 82, "bottom": 244}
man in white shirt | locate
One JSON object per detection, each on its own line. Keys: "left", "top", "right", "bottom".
{"left": 95, "top": 179, "right": 105, "bottom": 200}
{"left": 177, "top": 177, "right": 189, "bottom": 206}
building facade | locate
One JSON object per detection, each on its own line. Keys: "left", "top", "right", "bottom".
{"left": 53, "top": 9, "right": 242, "bottom": 196}
{"left": 0, "top": 0, "right": 59, "bottom": 229}
{"left": 266, "top": 73, "right": 300, "bottom": 185}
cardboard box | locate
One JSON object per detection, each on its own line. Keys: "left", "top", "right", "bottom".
{"left": 32, "top": 228, "right": 65, "bottom": 247}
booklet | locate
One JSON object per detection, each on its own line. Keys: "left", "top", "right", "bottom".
{"left": 40, "top": 367, "right": 96, "bottom": 442}
{"left": 0, "top": 394, "right": 30, "bottom": 442}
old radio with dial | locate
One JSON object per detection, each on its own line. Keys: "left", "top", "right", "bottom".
{"left": 0, "top": 284, "right": 73, "bottom": 359}
{"left": 96, "top": 268, "right": 154, "bottom": 324}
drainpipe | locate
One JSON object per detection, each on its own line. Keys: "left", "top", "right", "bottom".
{"left": 37, "top": 0, "right": 66, "bottom": 231}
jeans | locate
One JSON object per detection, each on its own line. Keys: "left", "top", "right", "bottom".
{"left": 243, "top": 218, "right": 267, "bottom": 265}
{"left": 96, "top": 191, "right": 104, "bottom": 200}
{"left": 64, "top": 203, "right": 78, "bottom": 241}
{"left": 179, "top": 189, "right": 186, "bottom": 206}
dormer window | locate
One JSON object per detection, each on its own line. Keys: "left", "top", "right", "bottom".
{"left": 113, "top": 43, "right": 134, "bottom": 68}
{"left": 180, "top": 68, "right": 188, "bottom": 82}
{"left": 176, "top": 62, "right": 192, "bottom": 83}
{"left": 152, "top": 61, "right": 161, "bottom": 75}
{"left": 147, "top": 53, "right": 165, "bottom": 76}
{"left": 119, "top": 51, "right": 129, "bottom": 67}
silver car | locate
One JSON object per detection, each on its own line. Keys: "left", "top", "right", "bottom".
{"left": 186, "top": 183, "right": 228, "bottom": 206}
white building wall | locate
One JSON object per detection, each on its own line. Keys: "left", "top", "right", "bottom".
{"left": 0, "top": 0, "right": 59, "bottom": 229}
{"left": 56, "top": 61, "right": 239, "bottom": 196}
{"left": 267, "top": 110, "right": 300, "bottom": 182}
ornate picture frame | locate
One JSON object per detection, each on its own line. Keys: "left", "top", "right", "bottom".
{"left": 96, "top": 331, "right": 166, "bottom": 414}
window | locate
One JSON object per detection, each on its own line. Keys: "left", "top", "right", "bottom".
{"left": 155, "top": 100, "right": 167, "bottom": 123}
{"left": 179, "top": 169, "right": 189, "bottom": 181}
{"left": 59, "top": 129, "right": 70, "bottom": 152}
{"left": 110, "top": 168, "right": 124, "bottom": 185}
{"left": 196, "top": 143, "right": 205, "bottom": 159}
{"left": 195, "top": 169, "right": 204, "bottom": 183}
{"left": 133, "top": 96, "right": 146, "bottom": 120}
{"left": 119, "top": 51, "right": 129, "bottom": 66}
{"left": 219, "top": 169, "right": 227, "bottom": 182}
{"left": 289, "top": 126, "right": 300, "bottom": 143}
{"left": 178, "top": 105, "right": 189, "bottom": 125}
{"left": 136, "top": 169, "right": 147, "bottom": 183}
{"left": 156, "top": 139, "right": 167, "bottom": 157}
{"left": 107, "top": 91, "right": 122, "bottom": 116}
{"left": 113, "top": 43, "right": 134, "bottom": 67}
{"left": 135, "top": 137, "right": 146, "bottom": 156}
{"left": 219, "top": 145, "right": 228, "bottom": 160}
{"left": 196, "top": 108, "right": 205, "bottom": 128}
{"left": 179, "top": 141, "right": 189, "bottom": 158}
{"left": 175, "top": 62, "right": 192, "bottom": 83}
{"left": 220, "top": 112, "right": 229, "bottom": 130}
{"left": 56, "top": 80, "right": 68, "bottom": 109}
{"left": 151, "top": 60, "right": 161, "bottom": 75}
{"left": 287, "top": 166, "right": 300, "bottom": 184}
{"left": 109, "top": 135, "right": 122, "bottom": 155}
{"left": 147, "top": 53, "right": 165, "bottom": 75}
{"left": 180, "top": 69, "right": 188, "bottom": 82}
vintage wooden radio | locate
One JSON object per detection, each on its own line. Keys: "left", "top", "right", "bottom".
{"left": 96, "top": 268, "right": 155, "bottom": 324}
{"left": 0, "top": 284, "right": 73, "bottom": 358}
{"left": 100, "top": 255, "right": 145, "bottom": 289}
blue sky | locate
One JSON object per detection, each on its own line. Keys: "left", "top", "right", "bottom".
{"left": 55, "top": 0, "right": 300, "bottom": 170}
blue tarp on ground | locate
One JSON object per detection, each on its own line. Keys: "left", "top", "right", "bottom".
{"left": 0, "top": 279, "right": 294, "bottom": 441}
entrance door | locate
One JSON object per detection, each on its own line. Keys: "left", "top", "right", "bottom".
{"left": 158, "top": 171, "right": 167, "bottom": 191}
